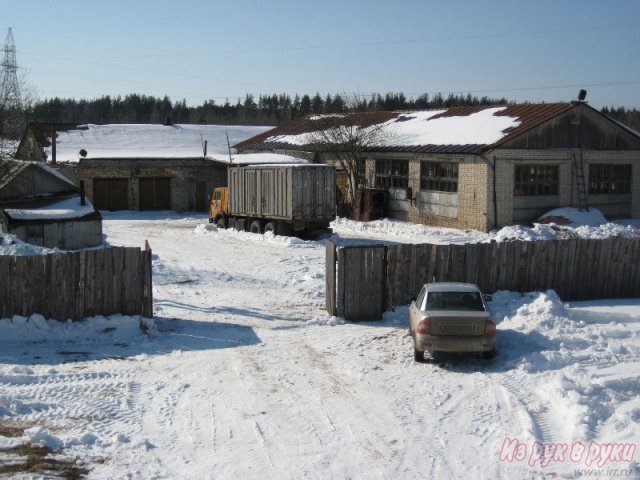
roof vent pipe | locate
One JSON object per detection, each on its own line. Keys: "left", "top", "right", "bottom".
{"left": 51, "top": 134, "right": 56, "bottom": 165}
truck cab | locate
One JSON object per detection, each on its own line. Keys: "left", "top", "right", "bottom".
{"left": 209, "top": 187, "right": 228, "bottom": 227}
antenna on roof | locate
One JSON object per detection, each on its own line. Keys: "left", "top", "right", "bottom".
{"left": 201, "top": 134, "right": 208, "bottom": 157}
{"left": 226, "top": 132, "right": 233, "bottom": 164}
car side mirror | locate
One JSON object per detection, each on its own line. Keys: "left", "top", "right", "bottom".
{"left": 483, "top": 294, "right": 493, "bottom": 302}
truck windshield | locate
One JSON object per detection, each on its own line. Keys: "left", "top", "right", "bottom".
{"left": 425, "top": 292, "right": 485, "bottom": 312}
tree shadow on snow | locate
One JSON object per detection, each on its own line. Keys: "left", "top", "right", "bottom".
{"left": 155, "top": 299, "right": 294, "bottom": 323}
{"left": 0, "top": 316, "right": 262, "bottom": 366}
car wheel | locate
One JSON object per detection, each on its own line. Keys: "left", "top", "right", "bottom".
{"left": 482, "top": 349, "right": 496, "bottom": 360}
{"left": 414, "top": 348, "right": 424, "bottom": 363}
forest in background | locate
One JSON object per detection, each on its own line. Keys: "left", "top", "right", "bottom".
{"left": 23, "top": 91, "right": 640, "bottom": 132}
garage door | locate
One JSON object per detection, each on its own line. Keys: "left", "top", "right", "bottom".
{"left": 195, "top": 182, "right": 208, "bottom": 211}
{"left": 139, "top": 177, "right": 171, "bottom": 210}
{"left": 93, "top": 178, "right": 129, "bottom": 211}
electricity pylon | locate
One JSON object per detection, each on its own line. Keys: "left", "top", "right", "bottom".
{"left": 0, "top": 27, "right": 25, "bottom": 140}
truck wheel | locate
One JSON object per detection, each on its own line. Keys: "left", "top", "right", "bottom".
{"left": 216, "top": 216, "right": 226, "bottom": 229}
{"left": 250, "top": 220, "right": 263, "bottom": 234}
{"left": 264, "top": 222, "right": 277, "bottom": 235}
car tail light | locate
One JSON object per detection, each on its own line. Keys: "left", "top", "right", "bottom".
{"left": 417, "top": 318, "right": 431, "bottom": 334}
{"left": 484, "top": 320, "right": 496, "bottom": 335}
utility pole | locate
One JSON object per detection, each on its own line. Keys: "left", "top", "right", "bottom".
{"left": 0, "top": 27, "right": 25, "bottom": 141}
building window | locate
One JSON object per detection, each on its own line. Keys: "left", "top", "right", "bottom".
{"left": 375, "top": 160, "right": 408, "bottom": 189}
{"left": 514, "top": 165, "right": 559, "bottom": 196}
{"left": 589, "top": 164, "right": 631, "bottom": 194}
{"left": 420, "top": 161, "right": 458, "bottom": 192}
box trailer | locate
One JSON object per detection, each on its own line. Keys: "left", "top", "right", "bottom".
{"left": 210, "top": 164, "right": 336, "bottom": 236}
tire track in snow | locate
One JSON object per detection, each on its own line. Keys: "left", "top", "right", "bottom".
{"left": 497, "top": 375, "right": 557, "bottom": 444}
{"left": 266, "top": 334, "right": 410, "bottom": 478}
{"left": 0, "top": 365, "right": 142, "bottom": 440}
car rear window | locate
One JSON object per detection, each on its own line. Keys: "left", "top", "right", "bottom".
{"left": 425, "top": 291, "right": 485, "bottom": 311}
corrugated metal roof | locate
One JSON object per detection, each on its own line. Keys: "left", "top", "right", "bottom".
{"left": 234, "top": 103, "right": 577, "bottom": 154}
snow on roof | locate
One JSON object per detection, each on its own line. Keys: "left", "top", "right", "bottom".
{"left": 266, "top": 107, "right": 521, "bottom": 147}
{"left": 384, "top": 108, "right": 520, "bottom": 146}
{"left": 45, "top": 124, "right": 274, "bottom": 163}
{"left": 219, "top": 152, "right": 309, "bottom": 165}
{"left": 4, "top": 195, "right": 97, "bottom": 220}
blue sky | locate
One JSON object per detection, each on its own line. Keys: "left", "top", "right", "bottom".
{"left": 2, "top": 0, "right": 639, "bottom": 109}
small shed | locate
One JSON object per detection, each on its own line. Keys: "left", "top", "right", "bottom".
{"left": 0, "top": 159, "right": 102, "bottom": 249}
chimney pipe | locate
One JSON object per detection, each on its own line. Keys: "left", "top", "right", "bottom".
{"left": 80, "top": 180, "right": 86, "bottom": 206}
{"left": 204, "top": 140, "right": 208, "bottom": 157}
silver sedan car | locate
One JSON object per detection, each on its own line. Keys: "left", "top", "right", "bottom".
{"left": 409, "top": 282, "right": 496, "bottom": 362}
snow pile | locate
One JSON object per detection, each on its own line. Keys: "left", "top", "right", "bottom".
{"left": 331, "top": 211, "right": 640, "bottom": 245}
{"left": 490, "top": 290, "right": 640, "bottom": 447}
{"left": 331, "top": 216, "right": 488, "bottom": 244}
{"left": 0, "top": 233, "right": 55, "bottom": 255}
{"left": 490, "top": 224, "right": 560, "bottom": 242}
{"left": 492, "top": 208, "right": 640, "bottom": 242}
{"left": 193, "top": 222, "right": 310, "bottom": 247}
{"left": 538, "top": 207, "right": 607, "bottom": 227}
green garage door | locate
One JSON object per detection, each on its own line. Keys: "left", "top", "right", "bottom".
{"left": 139, "top": 177, "right": 171, "bottom": 210}
{"left": 93, "top": 178, "right": 129, "bottom": 211}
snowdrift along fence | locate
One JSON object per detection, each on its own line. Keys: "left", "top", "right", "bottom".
{"left": 0, "top": 244, "right": 153, "bottom": 321}
{"left": 326, "top": 238, "right": 640, "bottom": 321}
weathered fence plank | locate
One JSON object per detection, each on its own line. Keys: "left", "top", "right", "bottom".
{"left": 0, "top": 246, "right": 152, "bottom": 321}
{"left": 340, "top": 245, "right": 386, "bottom": 321}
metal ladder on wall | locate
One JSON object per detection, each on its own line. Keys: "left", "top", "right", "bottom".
{"left": 573, "top": 153, "right": 589, "bottom": 211}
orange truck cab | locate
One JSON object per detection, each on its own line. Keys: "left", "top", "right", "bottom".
{"left": 209, "top": 187, "right": 229, "bottom": 227}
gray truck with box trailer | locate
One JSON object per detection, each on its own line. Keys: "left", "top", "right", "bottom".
{"left": 209, "top": 164, "right": 336, "bottom": 237}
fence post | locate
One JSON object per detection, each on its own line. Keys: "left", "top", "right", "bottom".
{"left": 325, "top": 240, "right": 337, "bottom": 316}
{"left": 144, "top": 240, "right": 153, "bottom": 317}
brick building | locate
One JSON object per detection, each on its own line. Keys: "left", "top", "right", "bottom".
{"left": 235, "top": 102, "right": 640, "bottom": 231}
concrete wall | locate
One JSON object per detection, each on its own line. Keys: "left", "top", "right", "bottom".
{"left": 6, "top": 218, "right": 103, "bottom": 250}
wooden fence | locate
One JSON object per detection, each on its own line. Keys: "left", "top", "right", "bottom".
{"left": 0, "top": 244, "right": 153, "bottom": 321}
{"left": 326, "top": 238, "right": 640, "bottom": 321}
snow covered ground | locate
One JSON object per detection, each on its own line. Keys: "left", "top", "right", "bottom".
{"left": 0, "top": 212, "right": 639, "bottom": 479}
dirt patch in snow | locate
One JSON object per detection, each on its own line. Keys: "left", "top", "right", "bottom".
{"left": 0, "top": 420, "right": 92, "bottom": 479}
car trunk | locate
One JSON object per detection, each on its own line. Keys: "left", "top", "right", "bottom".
{"left": 426, "top": 312, "right": 490, "bottom": 336}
